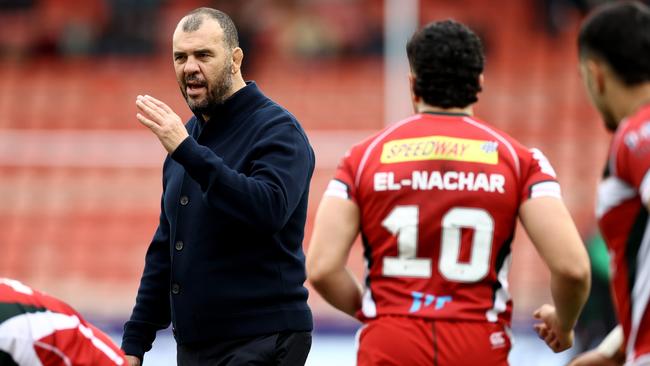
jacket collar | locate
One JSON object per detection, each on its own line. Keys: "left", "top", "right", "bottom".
{"left": 195, "top": 81, "right": 265, "bottom": 127}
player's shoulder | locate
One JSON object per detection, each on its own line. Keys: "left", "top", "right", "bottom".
{"left": 615, "top": 104, "right": 650, "bottom": 152}
{"left": 458, "top": 115, "right": 546, "bottom": 170}
{"left": 462, "top": 115, "right": 527, "bottom": 149}
{"left": 0, "top": 278, "right": 76, "bottom": 316}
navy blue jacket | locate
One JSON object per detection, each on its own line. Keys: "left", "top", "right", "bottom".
{"left": 121, "top": 82, "right": 314, "bottom": 359}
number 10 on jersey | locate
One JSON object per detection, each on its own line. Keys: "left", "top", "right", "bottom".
{"left": 382, "top": 205, "right": 494, "bottom": 283}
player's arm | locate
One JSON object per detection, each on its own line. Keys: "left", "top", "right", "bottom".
{"left": 519, "top": 196, "right": 591, "bottom": 352}
{"left": 568, "top": 325, "right": 625, "bottom": 366}
{"left": 306, "top": 196, "right": 363, "bottom": 317}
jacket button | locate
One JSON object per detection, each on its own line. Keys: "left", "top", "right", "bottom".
{"left": 180, "top": 196, "right": 189, "bottom": 206}
{"left": 175, "top": 241, "right": 184, "bottom": 251}
{"left": 171, "top": 283, "right": 180, "bottom": 294}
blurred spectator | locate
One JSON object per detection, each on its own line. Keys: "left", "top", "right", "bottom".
{"left": 33, "top": 0, "right": 107, "bottom": 57}
{"left": 271, "top": 0, "right": 385, "bottom": 60}
{"left": 310, "top": 0, "right": 383, "bottom": 57}
{"left": 538, "top": 0, "right": 590, "bottom": 36}
{"left": 534, "top": 0, "right": 650, "bottom": 37}
{"left": 0, "top": 0, "right": 33, "bottom": 7}
{"left": 96, "top": 0, "right": 162, "bottom": 55}
{"left": 0, "top": 0, "right": 108, "bottom": 58}
{"left": 1, "top": 0, "right": 163, "bottom": 58}
{"left": 0, "top": 0, "right": 36, "bottom": 59}
{"left": 278, "top": 1, "right": 340, "bottom": 59}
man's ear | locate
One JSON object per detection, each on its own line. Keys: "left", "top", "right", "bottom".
{"left": 586, "top": 59, "right": 606, "bottom": 94}
{"left": 479, "top": 73, "right": 485, "bottom": 89}
{"left": 409, "top": 72, "right": 420, "bottom": 103}
{"left": 231, "top": 47, "right": 244, "bottom": 74}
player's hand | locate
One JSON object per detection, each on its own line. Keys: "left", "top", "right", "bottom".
{"left": 567, "top": 350, "right": 623, "bottom": 366}
{"left": 533, "top": 304, "right": 574, "bottom": 352}
{"left": 124, "top": 355, "right": 141, "bottom": 366}
{"left": 136, "top": 94, "right": 189, "bottom": 154}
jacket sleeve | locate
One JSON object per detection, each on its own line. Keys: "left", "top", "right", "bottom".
{"left": 170, "top": 119, "right": 314, "bottom": 233}
{"left": 121, "top": 187, "right": 172, "bottom": 360}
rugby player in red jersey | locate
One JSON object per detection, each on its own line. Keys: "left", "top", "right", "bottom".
{"left": 0, "top": 278, "right": 127, "bottom": 366}
{"left": 307, "top": 19, "right": 591, "bottom": 365}
{"left": 570, "top": 2, "right": 650, "bottom": 366}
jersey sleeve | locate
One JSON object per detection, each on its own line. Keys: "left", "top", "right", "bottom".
{"left": 614, "top": 125, "right": 650, "bottom": 205}
{"left": 324, "top": 148, "right": 359, "bottom": 202}
{"left": 519, "top": 148, "right": 562, "bottom": 202}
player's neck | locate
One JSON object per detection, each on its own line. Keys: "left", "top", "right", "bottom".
{"left": 416, "top": 103, "right": 473, "bottom": 116}
{"left": 612, "top": 82, "right": 650, "bottom": 122}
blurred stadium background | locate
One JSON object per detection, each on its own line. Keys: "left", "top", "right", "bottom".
{"left": 0, "top": 0, "right": 631, "bottom": 364}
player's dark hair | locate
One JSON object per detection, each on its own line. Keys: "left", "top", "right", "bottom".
{"left": 406, "top": 20, "right": 484, "bottom": 109}
{"left": 578, "top": 1, "right": 650, "bottom": 86}
{"left": 182, "top": 7, "right": 239, "bottom": 49}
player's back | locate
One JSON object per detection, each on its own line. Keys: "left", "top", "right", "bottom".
{"left": 331, "top": 112, "right": 559, "bottom": 326}
{"left": 0, "top": 278, "right": 126, "bottom": 366}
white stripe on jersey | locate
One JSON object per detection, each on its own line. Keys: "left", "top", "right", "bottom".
{"left": 0, "top": 279, "right": 33, "bottom": 295}
{"left": 530, "top": 181, "right": 562, "bottom": 199}
{"left": 627, "top": 217, "right": 650, "bottom": 362}
{"left": 461, "top": 117, "right": 521, "bottom": 179}
{"left": 486, "top": 253, "right": 512, "bottom": 322}
{"left": 0, "top": 313, "right": 44, "bottom": 366}
{"left": 596, "top": 176, "right": 636, "bottom": 219}
{"left": 640, "top": 169, "right": 650, "bottom": 206}
{"left": 530, "top": 148, "right": 557, "bottom": 178}
{"left": 324, "top": 180, "right": 350, "bottom": 200}
{"left": 354, "top": 115, "right": 421, "bottom": 188}
{"left": 361, "top": 288, "right": 377, "bottom": 318}
{"left": 610, "top": 117, "right": 630, "bottom": 177}
{"left": 0, "top": 312, "right": 124, "bottom": 366}
{"left": 354, "top": 323, "right": 369, "bottom": 356}
{"left": 34, "top": 341, "right": 72, "bottom": 366}
{"left": 630, "top": 353, "right": 650, "bottom": 365}
{"left": 78, "top": 323, "right": 124, "bottom": 365}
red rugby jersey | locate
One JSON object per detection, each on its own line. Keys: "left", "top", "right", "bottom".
{"left": 0, "top": 278, "right": 126, "bottom": 366}
{"left": 597, "top": 103, "right": 650, "bottom": 363}
{"left": 325, "top": 112, "right": 561, "bottom": 326}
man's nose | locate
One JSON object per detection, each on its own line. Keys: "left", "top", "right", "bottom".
{"left": 184, "top": 57, "right": 200, "bottom": 75}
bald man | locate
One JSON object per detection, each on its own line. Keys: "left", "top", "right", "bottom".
{"left": 121, "top": 7, "right": 314, "bottom": 366}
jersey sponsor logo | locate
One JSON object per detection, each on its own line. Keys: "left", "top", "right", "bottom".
{"left": 624, "top": 121, "right": 650, "bottom": 155}
{"left": 489, "top": 331, "right": 507, "bottom": 348}
{"left": 408, "top": 291, "right": 452, "bottom": 313}
{"left": 380, "top": 136, "right": 499, "bottom": 165}
{"left": 625, "top": 130, "right": 640, "bottom": 149}
{"left": 374, "top": 170, "right": 505, "bottom": 193}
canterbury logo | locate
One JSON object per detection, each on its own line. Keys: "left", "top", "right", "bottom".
{"left": 490, "top": 331, "right": 507, "bottom": 348}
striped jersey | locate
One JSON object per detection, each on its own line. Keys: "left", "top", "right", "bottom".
{"left": 597, "top": 103, "right": 650, "bottom": 364}
{"left": 325, "top": 112, "right": 561, "bottom": 326}
{"left": 0, "top": 278, "right": 126, "bottom": 366}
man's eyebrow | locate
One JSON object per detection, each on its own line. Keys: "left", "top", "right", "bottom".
{"left": 193, "top": 49, "right": 214, "bottom": 55}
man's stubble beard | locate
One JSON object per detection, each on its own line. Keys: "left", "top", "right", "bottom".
{"left": 182, "top": 60, "right": 234, "bottom": 117}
